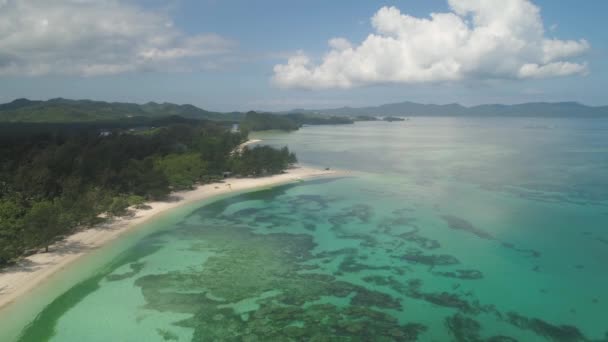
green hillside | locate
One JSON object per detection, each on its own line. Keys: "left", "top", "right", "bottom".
{"left": 0, "top": 98, "right": 242, "bottom": 123}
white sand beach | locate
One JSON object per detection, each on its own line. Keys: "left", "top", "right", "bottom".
{"left": 0, "top": 166, "right": 337, "bottom": 311}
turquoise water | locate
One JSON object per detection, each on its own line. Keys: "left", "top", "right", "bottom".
{"left": 2, "top": 118, "right": 608, "bottom": 341}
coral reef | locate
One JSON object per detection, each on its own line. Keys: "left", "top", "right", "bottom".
{"left": 441, "top": 215, "right": 494, "bottom": 240}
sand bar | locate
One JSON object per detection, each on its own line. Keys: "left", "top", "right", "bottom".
{"left": 0, "top": 166, "right": 337, "bottom": 311}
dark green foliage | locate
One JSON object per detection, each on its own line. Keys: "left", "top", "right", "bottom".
{"left": 240, "top": 111, "right": 302, "bottom": 131}
{"left": 383, "top": 116, "right": 406, "bottom": 122}
{"left": 353, "top": 115, "right": 379, "bottom": 121}
{"left": 24, "top": 201, "right": 63, "bottom": 253}
{"left": 231, "top": 146, "right": 297, "bottom": 176}
{"left": 240, "top": 111, "right": 354, "bottom": 132}
{"left": 0, "top": 199, "right": 25, "bottom": 263}
{"left": 108, "top": 197, "right": 130, "bottom": 217}
{"left": 285, "top": 113, "right": 354, "bottom": 125}
{"left": 0, "top": 119, "right": 295, "bottom": 266}
{"left": 154, "top": 153, "right": 207, "bottom": 190}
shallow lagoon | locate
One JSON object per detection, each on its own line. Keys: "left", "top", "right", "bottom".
{"left": 4, "top": 118, "right": 608, "bottom": 341}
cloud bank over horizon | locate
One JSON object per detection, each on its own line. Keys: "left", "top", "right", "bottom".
{"left": 273, "top": 0, "right": 590, "bottom": 89}
{"left": 0, "top": 0, "right": 235, "bottom": 76}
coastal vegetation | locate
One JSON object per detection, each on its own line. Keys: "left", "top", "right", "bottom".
{"left": 0, "top": 118, "right": 297, "bottom": 265}
{"left": 240, "top": 111, "right": 354, "bottom": 132}
{"left": 285, "top": 113, "right": 354, "bottom": 126}
{"left": 382, "top": 116, "right": 406, "bottom": 122}
{"left": 353, "top": 115, "right": 379, "bottom": 121}
{"left": 240, "top": 111, "right": 301, "bottom": 131}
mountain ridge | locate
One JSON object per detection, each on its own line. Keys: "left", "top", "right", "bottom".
{"left": 0, "top": 98, "right": 241, "bottom": 123}
{"left": 1, "top": 98, "right": 607, "bottom": 123}
{"left": 288, "top": 101, "right": 608, "bottom": 117}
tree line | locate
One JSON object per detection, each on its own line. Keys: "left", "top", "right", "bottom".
{"left": 240, "top": 111, "right": 354, "bottom": 132}
{"left": 0, "top": 119, "right": 297, "bottom": 265}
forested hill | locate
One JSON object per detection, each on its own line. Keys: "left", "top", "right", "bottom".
{"left": 240, "top": 111, "right": 354, "bottom": 131}
{"left": 0, "top": 98, "right": 242, "bottom": 122}
{"left": 289, "top": 101, "right": 608, "bottom": 117}
{"left": 0, "top": 99, "right": 355, "bottom": 128}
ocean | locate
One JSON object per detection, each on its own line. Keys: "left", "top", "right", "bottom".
{"left": 3, "top": 118, "right": 608, "bottom": 341}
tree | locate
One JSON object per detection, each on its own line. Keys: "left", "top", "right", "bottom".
{"left": 108, "top": 197, "right": 130, "bottom": 217}
{"left": 231, "top": 145, "right": 296, "bottom": 177}
{"left": 118, "top": 158, "right": 170, "bottom": 199}
{"left": 0, "top": 117, "right": 297, "bottom": 265}
{"left": 24, "top": 201, "right": 62, "bottom": 253}
{"left": 154, "top": 153, "right": 207, "bottom": 190}
{"left": 0, "top": 199, "right": 25, "bottom": 264}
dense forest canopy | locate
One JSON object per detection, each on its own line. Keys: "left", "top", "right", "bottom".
{"left": 0, "top": 117, "right": 296, "bottom": 265}
{"left": 240, "top": 111, "right": 354, "bottom": 132}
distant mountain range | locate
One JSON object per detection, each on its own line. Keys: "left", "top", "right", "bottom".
{"left": 1, "top": 98, "right": 607, "bottom": 123}
{"left": 0, "top": 98, "right": 241, "bottom": 122}
{"left": 289, "top": 101, "right": 608, "bottom": 117}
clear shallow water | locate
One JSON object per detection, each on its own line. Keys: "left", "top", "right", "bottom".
{"left": 3, "top": 118, "right": 608, "bottom": 341}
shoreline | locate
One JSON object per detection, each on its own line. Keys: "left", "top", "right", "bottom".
{"left": 0, "top": 166, "right": 337, "bottom": 311}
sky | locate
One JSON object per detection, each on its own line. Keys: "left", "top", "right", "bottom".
{"left": 0, "top": 0, "right": 606, "bottom": 112}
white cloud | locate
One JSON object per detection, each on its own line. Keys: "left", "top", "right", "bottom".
{"left": 518, "top": 62, "right": 588, "bottom": 78}
{"left": 273, "top": 0, "right": 590, "bottom": 89}
{"left": 328, "top": 38, "right": 352, "bottom": 51}
{"left": 0, "top": 0, "right": 236, "bottom": 76}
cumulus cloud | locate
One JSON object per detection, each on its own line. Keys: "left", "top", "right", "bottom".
{"left": 0, "top": 0, "right": 236, "bottom": 76}
{"left": 273, "top": 0, "right": 590, "bottom": 89}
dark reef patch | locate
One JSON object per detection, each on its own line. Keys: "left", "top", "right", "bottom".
{"left": 364, "top": 276, "right": 486, "bottom": 315}
{"left": 486, "top": 336, "right": 519, "bottom": 342}
{"left": 231, "top": 207, "right": 262, "bottom": 218}
{"left": 441, "top": 215, "right": 494, "bottom": 240}
{"left": 329, "top": 204, "right": 374, "bottom": 226}
{"left": 287, "top": 194, "right": 331, "bottom": 211}
{"left": 313, "top": 248, "right": 358, "bottom": 259}
{"left": 446, "top": 314, "right": 519, "bottom": 342}
{"left": 396, "top": 227, "right": 441, "bottom": 250}
{"left": 339, "top": 255, "right": 391, "bottom": 273}
{"left": 377, "top": 216, "right": 417, "bottom": 234}
{"left": 156, "top": 328, "right": 179, "bottom": 341}
{"left": 401, "top": 249, "right": 460, "bottom": 266}
{"left": 351, "top": 289, "right": 403, "bottom": 310}
{"left": 419, "top": 292, "right": 476, "bottom": 313}
{"left": 106, "top": 262, "right": 145, "bottom": 282}
{"left": 445, "top": 313, "right": 483, "bottom": 341}
{"left": 433, "top": 269, "right": 484, "bottom": 280}
{"left": 502, "top": 242, "right": 541, "bottom": 258}
{"left": 184, "top": 302, "right": 427, "bottom": 341}
{"left": 505, "top": 312, "right": 589, "bottom": 342}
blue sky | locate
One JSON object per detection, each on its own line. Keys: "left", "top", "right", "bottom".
{"left": 0, "top": 0, "right": 606, "bottom": 111}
